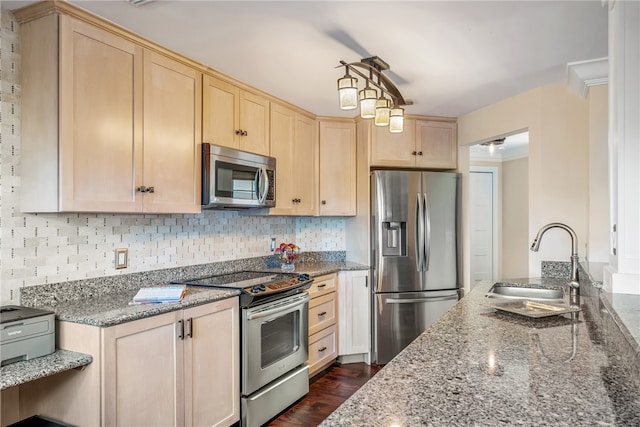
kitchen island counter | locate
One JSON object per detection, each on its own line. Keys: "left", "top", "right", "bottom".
{"left": 321, "top": 279, "right": 640, "bottom": 426}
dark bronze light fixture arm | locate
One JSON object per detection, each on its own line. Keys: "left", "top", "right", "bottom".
{"left": 339, "top": 59, "right": 412, "bottom": 106}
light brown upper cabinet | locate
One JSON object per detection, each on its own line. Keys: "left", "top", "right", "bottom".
{"left": 269, "top": 103, "right": 318, "bottom": 216}
{"left": 18, "top": 12, "right": 201, "bottom": 213}
{"left": 203, "top": 75, "right": 270, "bottom": 156}
{"left": 319, "top": 119, "right": 356, "bottom": 216}
{"left": 369, "top": 119, "right": 457, "bottom": 169}
{"left": 142, "top": 51, "right": 202, "bottom": 214}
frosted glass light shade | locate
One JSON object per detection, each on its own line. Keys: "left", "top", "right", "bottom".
{"left": 374, "top": 97, "right": 391, "bottom": 126}
{"left": 389, "top": 106, "right": 404, "bottom": 133}
{"left": 338, "top": 75, "right": 358, "bottom": 110}
{"left": 359, "top": 87, "right": 377, "bottom": 118}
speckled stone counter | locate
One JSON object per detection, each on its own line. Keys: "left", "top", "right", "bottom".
{"left": 1, "top": 350, "right": 93, "bottom": 390}
{"left": 20, "top": 252, "right": 366, "bottom": 327}
{"left": 27, "top": 287, "right": 240, "bottom": 327}
{"left": 321, "top": 279, "right": 640, "bottom": 426}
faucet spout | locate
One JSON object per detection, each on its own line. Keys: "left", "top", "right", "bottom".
{"left": 530, "top": 222, "right": 580, "bottom": 286}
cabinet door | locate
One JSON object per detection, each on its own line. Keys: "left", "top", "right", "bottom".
{"left": 203, "top": 74, "right": 240, "bottom": 149}
{"left": 143, "top": 50, "right": 202, "bottom": 213}
{"left": 369, "top": 119, "right": 416, "bottom": 167}
{"left": 184, "top": 299, "right": 240, "bottom": 427}
{"left": 239, "top": 91, "right": 270, "bottom": 156}
{"left": 293, "top": 114, "right": 319, "bottom": 215}
{"left": 338, "top": 270, "right": 370, "bottom": 356}
{"left": 415, "top": 120, "right": 457, "bottom": 169}
{"left": 103, "top": 310, "right": 184, "bottom": 427}
{"left": 58, "top": 15, "right": 143, "bottom": 212}
{"left": 269, "top": 103, "right": 296, "bottom": 215}
{"left": 319, "top": 120, "right": 356, "bottom": 216}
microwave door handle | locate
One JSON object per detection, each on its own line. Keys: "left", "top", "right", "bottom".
{"left": 258, "top": 167, "right": 269, "bottom": 204}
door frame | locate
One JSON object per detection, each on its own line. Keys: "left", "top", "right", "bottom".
{"left": 469, "top": 166, "right": 500, "bottom": 282}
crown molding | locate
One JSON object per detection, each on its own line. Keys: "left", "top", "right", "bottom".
{"left": 567, "top": 57, "right": 609, "bottom": 98}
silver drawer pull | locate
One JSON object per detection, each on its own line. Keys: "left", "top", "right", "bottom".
{"left": 318, "top": 346, "right": 327, "bottom": 352}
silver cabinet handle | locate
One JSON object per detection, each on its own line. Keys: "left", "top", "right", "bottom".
{"left": 318, "top": 311, "right": 327, "bottom": 316}
{"left": 185, "top": 318, "right": 192, "bottom": 338}
{"left": 177, "top": 319, "right": 184, "bottom": 340}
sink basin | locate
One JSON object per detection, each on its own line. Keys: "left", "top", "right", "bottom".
{"left": 484, "top": 282, "right": 580, "bottom": 318}
{"left": 486, "top": 283, "right": 564, "bottom": 302}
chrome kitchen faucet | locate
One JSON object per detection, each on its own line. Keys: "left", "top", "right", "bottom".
{"left": 530, "top": 222, "right": 580, "bottom": 291}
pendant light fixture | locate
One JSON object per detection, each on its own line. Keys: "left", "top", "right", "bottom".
{"left": 389, "top": 105, "right": 404, "bottom": 133}
{"left": 337, "top": 67, "right": 358, "bottom": 110}
{"left": 359, "top": 83, "right": 377, "bottom": 119}
{"left": 336, "top": 56, "right": 411, "bottom": 133}
{"left": 374, "top": 97, "right": 391, "bottom": 127}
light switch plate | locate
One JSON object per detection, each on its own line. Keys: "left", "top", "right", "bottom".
{"left": 115, "top": 248, "right": 128, "bottom": 269}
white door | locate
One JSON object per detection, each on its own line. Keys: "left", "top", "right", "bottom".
{"left": 470, "top": 170, "right": 495, "bottom": 288}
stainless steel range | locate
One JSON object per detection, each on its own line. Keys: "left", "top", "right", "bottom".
{"left": 178, "top": 271, "right": 313, "bottom": 427}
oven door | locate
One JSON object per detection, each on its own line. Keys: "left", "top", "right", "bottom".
{"left": 242, "top": 292, "right": 309, "bottom": 396}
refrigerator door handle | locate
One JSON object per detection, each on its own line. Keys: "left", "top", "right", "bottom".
{"left": 385, "top": 295, "right": 459, "bottom": 304}
{"left": 424, "top": 192, "right": 431, "bottom": 271}
{"left": 415, "top": 193, "right": 425, "bottom": 271}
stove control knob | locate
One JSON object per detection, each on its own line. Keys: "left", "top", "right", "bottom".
{"left": 259, "top": 284, "right": 266, "bottom": 291}
{"left": 251, "top": 285, "right": 263, "bottom": 293}
{"left": 298, "top": 274, "right": 310, "bottom": 282}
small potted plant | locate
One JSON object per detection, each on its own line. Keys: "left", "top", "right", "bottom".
{"left": 275, "top": 243, "right": 300, "bottom": 272}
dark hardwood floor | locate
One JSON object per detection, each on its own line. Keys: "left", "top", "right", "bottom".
{"left": 266, "top": 362, "right": 383, "bottom": 427}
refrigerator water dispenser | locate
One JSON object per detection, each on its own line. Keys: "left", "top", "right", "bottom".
{"left": 382, "top": 221, "right": 406, "bottom": 256}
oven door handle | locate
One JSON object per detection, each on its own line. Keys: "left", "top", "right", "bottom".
{"left": 247, "top": 294, "right": 310, "bottom": 320}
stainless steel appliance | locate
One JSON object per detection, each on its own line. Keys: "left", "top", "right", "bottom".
{"left": 371, "top": 170, "right": 462, "bottom": 364}
{"left": 1, "top": 305, "right": 55, "bottom": 366}
{"left": 202, "top": 143, "right": 276, "bottom": 209}
{"left": 179, "top": 271, "right": 312, "bottom": 427}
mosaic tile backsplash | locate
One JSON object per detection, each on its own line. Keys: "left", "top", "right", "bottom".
{"left": 0, "top": 11, "right": 346, "bottom": 304}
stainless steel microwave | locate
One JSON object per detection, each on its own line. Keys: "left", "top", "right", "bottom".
{"left": 202, "top": 143, "right": 276, "bottom": 209}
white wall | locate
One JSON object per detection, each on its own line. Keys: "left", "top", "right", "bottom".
{"left": 501, "top": 157, "right": 529, "bottom": 278}
{"left": 588, "top": 85, "right": 609, "bottom": 263}
{"left": 0, "top": 11, "right": 346, "bottom": 305}
{"left": 459, "top": 84, "right": 599, "bottom": 284}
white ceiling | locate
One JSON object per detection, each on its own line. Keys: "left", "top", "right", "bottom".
{"left": 3, "top": 0, "right": 608, "bottom": 118}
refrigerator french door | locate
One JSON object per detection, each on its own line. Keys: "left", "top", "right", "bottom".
{"left": 371, "top": 170, "right": 462, "bottom": 364}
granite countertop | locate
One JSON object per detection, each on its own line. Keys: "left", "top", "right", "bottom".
{"left": 30, "top": 287, "right": 240, "bottom": 328}
{"left": 1, "top": 350, "right": 93, "bottom": 390}
{"left": 20, "top": 258, "right": 368, "bottom": 328}
{"left": 261, "top": 260, "right": 369, "bottom": 276}
{"left": 321, "top": 279, "right": 640, "bottom": 426}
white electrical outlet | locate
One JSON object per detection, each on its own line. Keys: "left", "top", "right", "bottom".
{"left": 270, "top": 238, "right": 276, "bottom": 252}
{"left": 115, "top": 248, "right": 128, "bottom": 269}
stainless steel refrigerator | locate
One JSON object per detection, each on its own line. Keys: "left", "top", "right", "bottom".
{"left": 371, "top": 170, "right": 462, "bottom": 364}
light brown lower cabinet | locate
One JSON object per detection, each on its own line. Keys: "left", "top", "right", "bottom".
{"left": 307, "top": 273, "right": 339, "bottom": 376}
{"left": 17, "top": 298, "right": 239, "bottom": 427}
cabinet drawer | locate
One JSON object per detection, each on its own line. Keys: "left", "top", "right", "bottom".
{"left": 308, "top": 324, "right": 337, "bottom": 377}
{"left": 309, "top": 292, "right": 337, "bottom": 335}
{"left": 308, "top": 273, "right": 337, "bottom": 299}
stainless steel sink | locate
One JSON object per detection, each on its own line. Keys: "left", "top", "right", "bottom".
{"left": 484, "top": 282, "right": 580, "bottom": 318}
{"left": 486, "top": 283, "right": 565, "bottom": 302}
